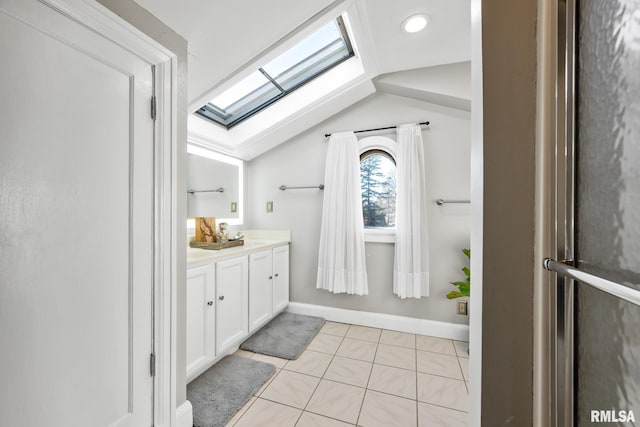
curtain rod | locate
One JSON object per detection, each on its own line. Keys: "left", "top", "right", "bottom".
{"left": 323, "top": 121, "right": 430, "bottom": 138}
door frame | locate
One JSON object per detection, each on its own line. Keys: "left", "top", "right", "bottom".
{"left": 469, "top": 0, "right": 483, "bottom": 425}
{"left": 43, "top": 1, "right": 179, "bottom": 425}
{"left": 552, "top": 2, "right": 577, "bottom": 426}
{"left": 534, "top": 0, "right": 577, "bottom": 425}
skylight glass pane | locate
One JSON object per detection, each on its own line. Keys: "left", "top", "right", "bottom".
{"left": 210, "top": 71, "right": 281, "bottom": 117}
{"left": 263, "top": 20, "right": 343, "bottom": 78}
{"left": 211, "top": 71, "right": 274, "bottom": 110}
{"left": 272, "top": 40, "right": 349, "bottom": 91}
{"left": 195, "top": 16, "right": 354, "bottom": 129}
{"left": 220, "top": 81, "right": 281, "bottom": 117}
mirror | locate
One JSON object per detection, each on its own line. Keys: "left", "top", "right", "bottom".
{"left": 187, "top": 144, "right": 243, "bottom": 225}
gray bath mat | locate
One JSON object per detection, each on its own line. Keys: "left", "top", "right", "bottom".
{"left": 240, "top": 312, "right": 326, "bottom": 359}
{"left": 188, "top": 355, "right": 276, "bottom": 427}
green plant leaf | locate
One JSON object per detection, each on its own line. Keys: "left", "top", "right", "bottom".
{"left": 446, "top": 291, "right": 465, "bottom": 299}
{"left": 448, "top": 248, "right": 471, "bottom": 300}
{"left": 462, "top": 266, "right": 470, "bottom": 278}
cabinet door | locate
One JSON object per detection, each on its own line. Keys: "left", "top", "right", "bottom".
{"left": 249, "top": 250, "right": 273, "bottom": 332}
{"left": 186, "top": 263, "right": 215, "bottom": 380}
{"left": 216, "top": 256, "right": 249, "bottom": 352}
{"left": 272, "top": 245, "right": 290, "bottom": 313}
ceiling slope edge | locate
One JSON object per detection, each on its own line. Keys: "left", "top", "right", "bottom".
{"left": 187, "top": 78, "right": 376, "bottom": 161}
{"left": 235, "top": 79, "right": 375, "bottom": 160}
{"left": 374, "top": 61, "right": 471, "bottom": 111}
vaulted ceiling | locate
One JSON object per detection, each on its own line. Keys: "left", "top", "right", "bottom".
{"left": 133, "top": 0, "right": 471, "bottom": 159}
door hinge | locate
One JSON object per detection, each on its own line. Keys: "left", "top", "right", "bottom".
{"left": 150, "top": 352, "right": 156, "bottom": 377}
{"left": 151, "top": 96, "right": 157, "bottom": 121}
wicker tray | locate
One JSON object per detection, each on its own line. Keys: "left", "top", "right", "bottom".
{"left": 189, "top": 240, "right": 244, "bottom": 250}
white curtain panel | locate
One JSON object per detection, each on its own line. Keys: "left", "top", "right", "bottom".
{"left": 316, "top": 131, "right": 369, "bottom": 295}
{"left": 394, "top": 123, "right": 429, "bottom": 298}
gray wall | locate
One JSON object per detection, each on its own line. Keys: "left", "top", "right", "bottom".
{"left": 247, "top": 93, "right": 471, "bottom": 324}
{"left": 481, "top": 0, "right": 537, "bottom": 424}
{"left": 96, "top": 0, "right": 189, "bottom": 407}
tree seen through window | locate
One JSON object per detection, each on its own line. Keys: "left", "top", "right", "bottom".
{"left": 360, "top": 150, "right": 396, "bottom": 228}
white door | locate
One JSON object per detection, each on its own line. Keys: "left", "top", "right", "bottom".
{"left": 216, "top": 256, "right": 249, "bottom": 351}
{"left": 249, "top": 250, "right": 273, "bottom": 332}
{"left": 0, "top": 1, "right": 154, "bottom": 426}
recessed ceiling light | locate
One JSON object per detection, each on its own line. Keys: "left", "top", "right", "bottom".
{"left": 402, "top": 14, "right": 428, "bottom": 33}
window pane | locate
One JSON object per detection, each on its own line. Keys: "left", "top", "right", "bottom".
{"left": 263, "top": 20, "right": 350, "bottom": 90}
{"left": 195, "top": 16, "right": 355, "bottom": 129}
{"left": 360, "top": 151, "right": 396, "bottom": 228}
{"left": 204, "top": 70, "right": 282, "bottom": 126}
{"left": 271, "top": 41, "right": 350, "bottom": 91}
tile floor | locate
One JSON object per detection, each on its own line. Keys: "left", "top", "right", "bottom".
{"left": 226, "top": 322, "right": 470, "bottom": 427}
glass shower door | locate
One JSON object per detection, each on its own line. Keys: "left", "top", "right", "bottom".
{"left": 575, "top": 0, "right": 640, "bottom": 424}
{"left": 547, "top": 0, "right": 640, "bottom": 425}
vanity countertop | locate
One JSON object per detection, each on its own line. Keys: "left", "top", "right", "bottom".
{"left": 187, "top": 230, "right": 290, "bottom": 265}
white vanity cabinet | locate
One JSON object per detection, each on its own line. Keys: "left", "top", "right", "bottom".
{"left": 186, "top": 237, "right": 289, "bottom": 382}
{"left": 215, "top": 255, "right": 249, "bottom": 352}
{"left": 272, "top": 245, "right": 290, "bottom": 313}
{"left": 249, "top": 244, "right": 290, "bottom": 332}
{"left": 186, "top": 262, "right": 215, "bottom": 380}
{"left": 249, "top": 250, "right": 273, "bottom": 332}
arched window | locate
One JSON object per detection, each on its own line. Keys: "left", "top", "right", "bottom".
{"left": 360, "top": 149, "right": 396, "bottom": 228}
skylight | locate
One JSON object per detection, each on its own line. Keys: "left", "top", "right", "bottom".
{"left": 196, "top": 16, "right": 354, "bottom": 129}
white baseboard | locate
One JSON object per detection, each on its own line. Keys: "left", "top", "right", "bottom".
{"left": 286, "top": 302, "right": 469, "bottom": 341}
{"left": 176, "top": 400, "right": 192, "bottom": 427}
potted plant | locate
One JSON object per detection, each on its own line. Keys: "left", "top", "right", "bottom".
{"left": 447, "top": 248, "right": 470, "bottom": 299}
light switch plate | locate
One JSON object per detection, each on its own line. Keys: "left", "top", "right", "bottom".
{"left": 266, "top": 201, "right": 273, "bottom": 212}
{"left": 230, "top": 202, "right": 237, "bottom": 213}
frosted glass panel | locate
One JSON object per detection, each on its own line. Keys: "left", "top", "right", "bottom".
{"left": 576, "top": 0, "right": 640, "bottom": 424}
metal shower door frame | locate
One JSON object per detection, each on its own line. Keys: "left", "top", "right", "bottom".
{"left": 547, "top": 1, "right": 640, "bottom": 425}
{"left": 550, "top": 0, "right": 577, "bottom": 425}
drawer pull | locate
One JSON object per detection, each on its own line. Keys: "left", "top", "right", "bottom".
{"left": 269, "top": 275, "right": 273, "bottom": 280}
{"left": 207, "top": 301, "right": 213, "bottom": 306}
{"left": 219, "top": 296, "right": 225, "bottom": 301}
{"left": 274, "top": 273, "right": 279, "bottom": 277}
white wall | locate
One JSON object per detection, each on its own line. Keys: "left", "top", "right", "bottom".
{"left": 375, "top": 62, "right": 471, "bottom": 111}
{"left": 247, "top": 93, "right": 471, "bottom": 324}
{"left": 187, "top": 153, "right": 239, "bottom": 219}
